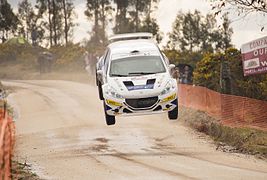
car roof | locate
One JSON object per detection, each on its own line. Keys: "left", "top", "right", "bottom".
{"left": 108, "top": 32, "right": 153, "bottom": 42}
{"left": 108, "top": 39, "right": 161, "bottom": 60}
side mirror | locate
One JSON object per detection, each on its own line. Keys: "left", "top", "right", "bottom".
{"left": 169, "top": 64, "right": 175, "bottom": 70}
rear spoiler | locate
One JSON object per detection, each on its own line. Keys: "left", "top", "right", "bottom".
{"left": 108, "top": 32, "right": 153, "bottom": 42}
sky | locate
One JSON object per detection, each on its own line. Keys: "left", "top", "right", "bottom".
{"left": 8, "top": 0, "right": 267, "bottom": 49}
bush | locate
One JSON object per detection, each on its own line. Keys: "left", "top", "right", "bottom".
{"left": 163, "top": 49, "right": 203, "bottom": 68}
{"left": 50, "top": 44, "right": 85, "bottom": 71}
{"left": 193, "top": 48, "right": 267, "bottom": 101}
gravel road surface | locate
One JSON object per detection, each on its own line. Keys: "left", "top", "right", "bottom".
{"left": 3, "top": 80, "right": 267, "bottom": 180}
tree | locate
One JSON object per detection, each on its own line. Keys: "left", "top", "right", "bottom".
{"left": 168, "top": 11, "right": 233, "bottom": 53}
{"left": 140, "top": 0, "right": 162, "bottom": 43}
{"left": 168, "top": 11, "right": 204, "bottom": 52}
{"left": 18, "top": 0, "right": 33, "bottom": 41}
{"left": 36, "top": 0, "right": 75, "bottom": 46}
{"left": 219, "top": 14, "right": 233, "bottom": 51}
{"left": 0, "top": 0, "right": 18, "bottom": 42}
{"left": 128, "top": 0, "right": 147, "bottom": 32}
{"left": 140, "top": 17, "right": 162, "bottom": 42}
{"left": 113, "top": 0, "right": 130, "bottom": 33}
{"left": 211, "top": 0, "right": 267, "bottom": 14}
{"left": 113, "top": 0, "right": 161, "bottom": 37}
{"left": 51, "top": 0, "right": 63, "bottom": 46}
{"left": 62, "top": 0, "right": 75, "bottom": 45}
{"left": 193, "top": 52, "right": 222, "bottom": 92}
{"left": 17, "top": 0, "right": 43, "bottom": 45}
{"left": 211, "top": 0, "right": 267, "bottom": 31}
{"left": 36, "top": 0, "right": 54, "bottom": 46}
{"left": 85, "top": 0, "right": 112, "bottom": 45}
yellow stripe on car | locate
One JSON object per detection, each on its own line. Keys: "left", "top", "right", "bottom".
{"left": 161, "top": 94, "right": 176, "bottom": 103}
{"left": 106, "top": 99, "right": 122, "bottom": 106}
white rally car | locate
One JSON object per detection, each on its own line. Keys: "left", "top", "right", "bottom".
{"left": 96, "top": 33, "right": 178, "bottom": 125}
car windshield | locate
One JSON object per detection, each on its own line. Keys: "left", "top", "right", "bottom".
{"left": 109, "top": 56, "right": 166, "bottom": 77}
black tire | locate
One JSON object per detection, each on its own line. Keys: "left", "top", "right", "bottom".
{"left": 95, "top": 71, "right": 98, "bottom": 86}
{"left": 168, "top": 99, "right": 178, "bottom": 120}
{"left": 98, "top": 84, "right": 104, "bottom": 100}
{"left": 104, "top": 102, "right": 116, "bottom": 125}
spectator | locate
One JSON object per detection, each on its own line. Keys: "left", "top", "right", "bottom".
{"left": 172, "top": 67, "right": 180, "bottom": 81}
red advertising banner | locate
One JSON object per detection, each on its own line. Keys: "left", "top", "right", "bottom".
{"left": 241, "top": 36, "right": 267, "bottom": 76}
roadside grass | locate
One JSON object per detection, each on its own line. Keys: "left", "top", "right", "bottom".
{"left": 11, "top": 161, "right": 40, "bottom": 180}
{"left": 179, "top": 107, "right": 267, "bottom": 159}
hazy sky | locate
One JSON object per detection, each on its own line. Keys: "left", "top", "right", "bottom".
{"left": 9, "top": 0, "right": 267, "bottom": 48}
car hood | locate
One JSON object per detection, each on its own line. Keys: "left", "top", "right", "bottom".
{"left": 107, "top": 73, "right": 171, "bottom": 98}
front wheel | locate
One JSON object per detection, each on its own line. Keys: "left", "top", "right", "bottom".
{"left": 168, "top": 99, "right": 178, "bottom": 120}
{"left": 103, "top": 101, "right": 116, "bottom": 125}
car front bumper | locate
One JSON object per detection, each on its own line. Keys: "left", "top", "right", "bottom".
{"left": 104, "top": 93, "right": 178, "bottom": 116}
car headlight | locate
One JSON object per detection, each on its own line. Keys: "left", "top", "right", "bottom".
{"left": 104, "top": 85, "right": 124, "bottom": 99}
{"left": 160, "top": 81, "right": 176, "bottom": 95}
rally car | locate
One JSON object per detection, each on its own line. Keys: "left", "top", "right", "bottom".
{"left": 96, "top": 33, "right": 178, "bottom": 125}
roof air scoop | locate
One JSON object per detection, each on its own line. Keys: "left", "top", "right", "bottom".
{"left": 131, "top": 50, "right": 140, "bottom": 54}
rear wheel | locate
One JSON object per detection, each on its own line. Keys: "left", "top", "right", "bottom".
{"left": 168, "top": 99, "right": 178, "bottom": 120}
{"left": 104, "top": 101, "right": 115, "bottom": 125}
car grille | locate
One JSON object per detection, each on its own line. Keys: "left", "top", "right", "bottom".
{"left": 125, "top": 97, "right": 158, "bottom": 109}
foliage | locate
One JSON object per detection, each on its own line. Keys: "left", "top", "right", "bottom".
{"left": 85, "top": 0, "right": 112, "bottom": 46}
{"left": 168, "top": 10, "right": 233, "bottom": 53}
{"left": 113, "top": 0, "right": 131, "bottom": 33}
{"left": 62, "top": 0, "right": 76, "bottom": 44}
{"left": 211, "top": 0, "right": 267, "bottom": 14}
{"left": 0, "top": 41, "right": 87, "bottom": 72}
{"left": 18, "top": 0, "right": 35, "bottom": 42}
{"left": 36, "top": 0, "right": 76, "bottom": 46}
{"left": 49, "top": 43, "right": 85, "bottom": 71}
{"left": 193, "top": 52, "right": 222, "bottom": 92}
{"left": 139, "top": 0, "right": 162, "bottom": 43}
{"left": 113, "top": 0, "right": 162, "bottom": 41}
{"left": 163, "top": 49, "right": 203, "bottom": 68}
{"left": 193, "top": 48, "right": 267, "bottom": 100}
{"left": 210, "top": 0, "right": 266, "bottom": 31}
{"left": 0, "top": 42, "right": 37, "bottom": 63}
{"left": 0, "top": 0, "right": 18, "bottom": 42}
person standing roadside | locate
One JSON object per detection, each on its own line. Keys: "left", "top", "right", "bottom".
{"left": 172, "top": 67, "right": 180, "bottom": 82}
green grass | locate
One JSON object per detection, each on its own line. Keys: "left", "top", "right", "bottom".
{"left": 11, "top": 160, "right": 40, "bottom": 180}
{"left": 179, "top": 107, "right": 267, "bottom": 159}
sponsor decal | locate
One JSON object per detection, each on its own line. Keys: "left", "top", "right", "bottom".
{"left": 127, "top": 84, "right": 154, "bottom": 91}
{"left": 161, "top": 94, "right": 176, "bottom": 103}
{"left": 106, "top": 99, "right": 122, "bottom": 106}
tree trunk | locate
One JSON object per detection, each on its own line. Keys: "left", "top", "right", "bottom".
{"left": 101, "top": 0, "right": 105, "bottom": 41}
{"left": 135, "top": 0, "right": 139, "bottom": 32}
{"left": 52, "top": 0, "right": 57, "bottom": 45}
{"left": 94, "top": 1, "right": 99, "bottom": 43}
{"left": 48, "top": 0, "right": 53, "bottom": 46}
{"left": 62, "top": 0, "right": 68, "bottom": 45}
{"left": 115, "top": 3, "right": 119, "bottom": 33}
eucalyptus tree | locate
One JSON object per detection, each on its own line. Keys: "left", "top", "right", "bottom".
{"left": 0, "top": 0, "right": 18, "bottom": 42}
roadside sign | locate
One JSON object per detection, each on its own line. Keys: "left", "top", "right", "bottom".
{"left": 241, "top": 36, "right": 267, "bottom": 76}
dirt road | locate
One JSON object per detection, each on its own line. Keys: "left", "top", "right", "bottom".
{"left": 3, "top": 80, "right": 267, "bottom": 180}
